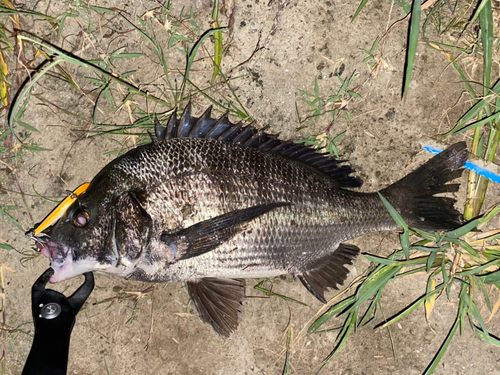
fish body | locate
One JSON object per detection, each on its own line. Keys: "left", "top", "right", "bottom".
{"left": 28, "top": 105, "right": 467, "bottom": 337}
{"left": 79, "top": 138, "right": 386, "bottom": 281}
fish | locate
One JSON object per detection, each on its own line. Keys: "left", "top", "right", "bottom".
{"left": 26, "top": 104, "right": 468, "bottom": 338}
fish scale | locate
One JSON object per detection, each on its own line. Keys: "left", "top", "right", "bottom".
{"left": 27, "top": 104, "right": 467, "bottom": 338}
{"left": 107, "top": 138, "right": 390, "bottom": 281}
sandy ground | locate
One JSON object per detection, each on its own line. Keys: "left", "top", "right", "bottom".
{"left": 2, "top": 0, "right": 500, "bottom": 374}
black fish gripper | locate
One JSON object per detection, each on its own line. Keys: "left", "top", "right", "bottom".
{"left": 22, "top": 268, "right": 94, "bottom": 375}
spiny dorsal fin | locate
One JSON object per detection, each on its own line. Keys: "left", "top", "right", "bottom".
{"left": 298, "top": 243, "right": 360, "bottom": 303}
{"left": 152, "top": 103, "right": 361, "bottom": 188}
{"left": 186, "top": 278, "right": 245, "bottom": 338}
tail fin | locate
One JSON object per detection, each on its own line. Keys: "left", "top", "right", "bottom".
{"left": 381, "top": 142, "right": 467, "bottom": 231}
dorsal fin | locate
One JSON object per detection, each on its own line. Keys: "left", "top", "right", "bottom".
{"left": 153, "top": 104, "right": 362, "bottom": 188}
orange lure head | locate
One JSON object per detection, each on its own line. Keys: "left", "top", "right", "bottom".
{"left": 27, "top": 183, "right": 90, "bottom": 240}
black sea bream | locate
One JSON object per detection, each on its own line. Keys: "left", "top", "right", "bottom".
{"left": 27, "top": 105, "right": 467, "bottom": 337}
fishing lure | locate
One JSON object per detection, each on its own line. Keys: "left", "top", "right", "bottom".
{"left": 33, "top": 183, "right": 90, "bottom": 236}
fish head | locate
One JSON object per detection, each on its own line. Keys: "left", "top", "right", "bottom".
{"left": 27, "top": 186, "right": 119, "bottom": 283}
{"left": 28, "top": 178, "right": 152, "bottom": 283}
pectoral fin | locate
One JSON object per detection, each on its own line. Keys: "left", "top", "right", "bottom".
{"left": 161, "top": 202, "right": 288, "bottom": 263}
{"left": 186, "top": 278, "right": 245, "bottom": 338}
{"left": 298, "top": 243, "right": 360, "bottom": 303}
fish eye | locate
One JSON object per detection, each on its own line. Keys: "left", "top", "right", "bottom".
{"left": 72, "top": 209, "right": 90, "bottom": 228}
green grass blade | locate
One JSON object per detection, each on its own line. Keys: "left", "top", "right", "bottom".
{"left": 352, "top": 0, "right": 370, "bottom": 22}
{"left": 448, "top": 80, "right": 500, "bottom": 134}
{"left": 425, "top": 40, "right": 473, "bottom": 54}
{"left": 89, "top": 5, "right": 116, "bottom": 13}
{"left": 185, "top": 27, "right": 228, "bottom": 83}
{"left": 341, "top": 265, "right": 401, "bottom": 316}
{"left": 17, "top": 121, "right": 39, "bottom": 132}
{"left": 402, "top": 0, "right": 421, "bottom": 100}
{"left": 378, "top": 192, "right": 410, "bottom": 258}
{"left": 477, "top": 206, "right": 500, "bottom": 229}
{"left": 377, "top": 193, "right": 407, "bottom": 229}
{"left": 444, "top": 218, "right": 481, "bottom": 239}
{"left": 458, "top": 240, "right": 481, "bottom": 261}
{"left": 211, "top": 0, "right": 222, "bottom": 83}
{"left": 468, "top": 299, "right": 489, "bottom": 336}
{"left": 469, "top": 0, "right": 490, "bottom": 24}
{"left": 4, "top": 211, "right": 24, "bottom": 232}
{"left": 441, "top": 256, "right": 449, "bottom": 285}
{"left": 324, "top": 310, "right": 357, "bottom": 361}
{"left": 254, "top": 281, "right": 307, "bottom": 306}
{"left": 363, "top": 254, "right": 398, "bottom": 265}
{"left": 359, "top": 287, "right": 385, "bottom": 326}
{"left": 0, "top": 5, "right": 58, "bottom": 22}
{"left": 212, "top": 29, "right": 223, "bottom": 82}
{"left": 0, "top": 243, "right": 15, "bottom": 251}
{"left": 471, "top": 324, "right": 500, "bottom": 346}
{"left": 455, "top": 259, "right": 500, "bottom": 277}
{"left": 422, "top": 311, "right": 460, "bottom": 374}
{"left": 478, "top": 270, "right": 500, "bottom": 285}
{"left": 480, "top": 0, "right": 493, "bottom": 106}
{"left": 426, "top": 251, "right": 437, "bottom": 273}
{"left": 449, "top": 111, "right": 500, "bottom": 135}
{"left": 104, "top": 357, "right": 110, "bottom": 375}
{"left": 309, "top": 295, "right": 356, "bottom": 333}
{"left": 411, "top": 227, "right": 439, "bottom": 242}
{"left": 282, "top": 329, "right": 292, "bottom": 375}
{"left": 8, "top": 59, "right": 60, "bottom": 142}
{"left": 474, "top": 277, "right": 492, "bottom": 312}
{"left": 378, "top": 284, "right": 445, "bottom": 330}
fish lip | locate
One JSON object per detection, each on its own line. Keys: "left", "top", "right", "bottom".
{"left": 27, "top": 228, "right": 67, "bottom": 263}
{"left": 31, "top": 237, "right": 72, "bottom": 283}
{"left": 27, "top": 228, "right": 96, "bottom": 283}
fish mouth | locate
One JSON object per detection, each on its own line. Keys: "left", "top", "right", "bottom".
{"left": 35, "top": 240, "right": 68, "bottom": 266}
{"left": 31, "top": 237, "right": 80, "bottom": 283}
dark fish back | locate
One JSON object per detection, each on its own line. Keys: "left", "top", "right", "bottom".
{"left": 152, "top": 103, "right": 362, "bottom": 188}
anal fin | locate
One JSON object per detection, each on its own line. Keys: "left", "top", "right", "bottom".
{"left": 298, "top": 244, "right": 360, "bottom": 303}
{"left": 186, "top": 278, "right": 245, "bottom": 338}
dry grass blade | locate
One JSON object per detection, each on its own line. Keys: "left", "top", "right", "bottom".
{"left": 424, "top": 278, "right": 436, "bottom": 323}
{"left": 486, "top": 293, "right": 500, "bottom": 323}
